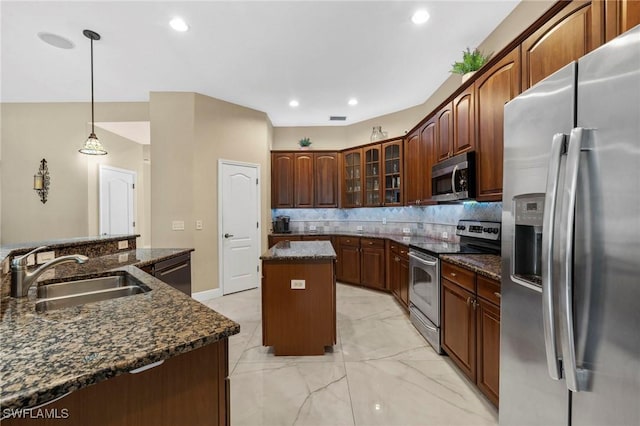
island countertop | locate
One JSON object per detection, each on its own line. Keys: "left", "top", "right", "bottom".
{"left": 0, "top": 248, "right": 240, "bottom": 411}
{"left": 260, "top": 241, "right": 336, "bottom": 261}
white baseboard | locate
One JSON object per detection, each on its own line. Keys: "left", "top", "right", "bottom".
{"left": 192, "top": 287, "right": 223, "bottom": 302}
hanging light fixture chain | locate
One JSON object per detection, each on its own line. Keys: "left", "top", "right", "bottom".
{"left": 90, "top": 36, "right": 94, "bottom": 134}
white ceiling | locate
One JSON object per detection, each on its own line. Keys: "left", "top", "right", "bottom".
{"left": 1, "top": 1, "right": 520, "bottom": 127}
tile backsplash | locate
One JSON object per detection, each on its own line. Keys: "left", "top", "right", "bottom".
{"left": 272, "top": 202, "right": 502, "bottom": 242}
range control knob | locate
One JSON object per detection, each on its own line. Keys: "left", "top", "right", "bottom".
{"left": 483, "top": 227, "right": 491, "bottom": 233}
{"left": 492, "top": 228, "right": 500, "bottom": 234}
{"left": 457, "top": 225, "right": 466, "bottom": 230}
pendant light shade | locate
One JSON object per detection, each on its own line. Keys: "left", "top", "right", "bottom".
{"left": 79, "top": 29, "right": 107, "bottom": 155}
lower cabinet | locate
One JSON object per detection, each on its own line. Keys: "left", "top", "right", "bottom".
{"left": 386, "top": 241, "right": 409, "bottom": 309}
{"left": 441, "top": 261, "right": 501, "bottom": 406}
{"left": 336, "top": 236, "right": 385, "bottom": 290}
{"left": 5, "top": 341, "right": 231, "bottom": 426}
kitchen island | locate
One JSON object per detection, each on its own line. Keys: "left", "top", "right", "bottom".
{"left": 0, "top": 238, "right": 239, "bottom": 425}
{"left": 260, "top": 241, "right": 336, "bottom": 356}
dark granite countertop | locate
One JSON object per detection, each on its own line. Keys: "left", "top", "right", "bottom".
{"left": 270, "top": 231, "right": 434, "bottom": 247}
{"left": 440, "top": 254, "right": 502, "bottom": 282}
{"left": 0, "top": 248, "right": 239, "bottom": 411}
{"left": 0, "top": 234, "right": 139, "bottom": 260}
{"left": 261, "top": 241, "right": 336, "bottom": 260}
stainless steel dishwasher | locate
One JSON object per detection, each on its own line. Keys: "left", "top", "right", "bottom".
{"left": 151, "top": 254, "right": 192, "bottom": 296}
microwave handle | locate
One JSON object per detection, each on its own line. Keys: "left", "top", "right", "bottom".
{"left": 451, "top": 164, "right": 459, "bottom": 197}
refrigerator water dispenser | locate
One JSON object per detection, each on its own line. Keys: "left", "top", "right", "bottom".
{"left": 512, "top": 194, "right": 545, "bottom": 288}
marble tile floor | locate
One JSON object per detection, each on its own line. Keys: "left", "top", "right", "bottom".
{"left": 203, "top": 283, "right": 497, "bottom": 426}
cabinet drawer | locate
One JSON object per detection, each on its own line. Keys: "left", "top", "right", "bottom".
{"left": 477, "top": 275, "right": 501, "bottom": 306}
{"left": 441, "top": 261, "right": 475, "bottom": 292}
{"left": 391, "top": 243, "right": 409, "bottom": 257}
{"left": 338, "top": 236, "right": 360, "bottom": 247}
{"left": 361, "top": 238, "right": 384, "bottom": 248}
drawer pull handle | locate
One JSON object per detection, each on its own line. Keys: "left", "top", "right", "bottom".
{"left": 450, "top": 272, "right": 457, "bottom": 277}
{"left": 130, "top": 360, "right": 165, "bottom": 374}
{"left": 466, "top": 297, "right": 472, "bottom": 306}
{"left": 494, "top": 292, "right": 501, "bottom": 299}
{"left": 369, "top": 242, "right": 374, "bottom": 245}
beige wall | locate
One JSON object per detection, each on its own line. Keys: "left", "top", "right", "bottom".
{"left": 272, "top": 0, "right": 556, "bottom": 150}
{"left": 150, "top": 92, "right": 271, "bottom": 294}
{"left": 1, "top": 102, "right": 149, "bottom": 244}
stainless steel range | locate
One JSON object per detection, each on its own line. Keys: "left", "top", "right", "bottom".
{"left": 408, "top": 220, "right": 501, "bottom": 353}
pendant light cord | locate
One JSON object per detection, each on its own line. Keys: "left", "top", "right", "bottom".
{"left": 90, "top": 37, "right": 95, "bottom": 134}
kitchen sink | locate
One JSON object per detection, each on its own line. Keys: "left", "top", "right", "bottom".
{"left": 35, "top": 273, "right": 151, "bottom": 312}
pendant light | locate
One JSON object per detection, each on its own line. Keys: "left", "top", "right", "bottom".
{"left": 79, "top": 29, "right": 107, "bottom": 155}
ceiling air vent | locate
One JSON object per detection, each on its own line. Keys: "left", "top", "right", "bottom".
{"left": 329, "top": 116, "right": 347, "bottom": 121}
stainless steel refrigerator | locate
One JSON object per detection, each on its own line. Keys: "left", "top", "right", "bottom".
{"left": 500, "top": 25, "right": 640, "bottom": 426}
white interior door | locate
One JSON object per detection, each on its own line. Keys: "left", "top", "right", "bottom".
{"left": 99, "top": 165, "right": 135, "bottom": 236}
{"left": 219, "top": 160, "right": 260, "bottom": 295}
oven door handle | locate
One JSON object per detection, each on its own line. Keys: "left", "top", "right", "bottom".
{"left": 408, "top": 252, "right": 438, "bottom": 266}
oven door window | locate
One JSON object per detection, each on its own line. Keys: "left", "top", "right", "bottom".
{"left": 410, "top": 264, "right": 439, "bottom": 325}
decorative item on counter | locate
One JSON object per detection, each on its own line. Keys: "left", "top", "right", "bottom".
{"left": 33, "top": 158, "right": 50, "bottom": 204}
{"left": 370, "top": 126, "right": 386, "bottom": 142}
{"left": 298, "top": 137, "right": 312, "bottom": 150}
{"left": 450, "top": 47, "right": 490, "bottom": 83}
{"left": 79, "top": 29, "right": 107, "bottom": 155}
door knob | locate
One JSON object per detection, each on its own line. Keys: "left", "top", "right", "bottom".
{"left": 224, "top": 233, "right": 234, "bottom": 238}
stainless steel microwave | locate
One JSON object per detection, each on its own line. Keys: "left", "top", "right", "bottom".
{"left": 431, "top": 152, "right": 476, "bottom": 202}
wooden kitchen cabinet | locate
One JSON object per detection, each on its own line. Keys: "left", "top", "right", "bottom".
{"left": 382, "top": 139, "right": 403, "bottom": 205}
{"left": 271, "top": 151, "right": 338, "bottom": 208}
{"left": 293, "top": 153, "right": 314, "bottom": 208}
{"left": 4, "top": 341, "right": 231, "bottom": 426}
{"left": 441, "top": 260, "right": 501, "bottom": 406}
{"left": 435, "top": 102, "right": 454, "bottom": 162}
{"left": 605, "top": 0, "right": 640, "bottom": 41}
{"left": 404, "top": 119, "right": 436, "bottom": 206}
{"left": 363, "top": 145, "right": 382, "bottom": 207}
{"left": 360, "top": 238, "right": 386, "bottom": 290}
{"left": 386, "top": 241, "right": 409, "bottom": 309}
{"left": 314, "top": 152, "right": 339, "bottom": 207}
{"left": 342, "top": 148, "right": 363, "bottom": 208}
{"left": 336, "top": 236, "right": 386, "bottom": 290}
{"left": 442, "top": 278, "right": 477, "bottom": 381}
{"left": 475, "top": 47, "right": 521, "bottom": 202}
{"left": 521, "top": 1, "right": 603, "bottom": 90}
{"left": 336, "top": 236, "right": 361, "bottom": 284}
{"left": 453, "top": 85, "right": 475, "bottom": 155}
{"left": 271, "top": 152, "right": 294, "bottom": 208}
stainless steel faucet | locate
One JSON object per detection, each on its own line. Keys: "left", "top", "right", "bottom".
{"left": 10, "top": 246, "right": 89, "bottom": 298}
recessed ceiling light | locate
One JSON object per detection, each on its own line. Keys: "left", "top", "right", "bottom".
{"left": 411, "top": 9, "right": 430, "bottom": 25}
{"left": 289, "top": 100, "right": 299, "bottom": 107}
{"left": 169, "top": 17, "right": 189, "bottom": 32}
{"left": 348, "top": 98, "right": 358, "bottom": 106}
{"left": 37, "top": 32, "right": 75, "bottom": 49}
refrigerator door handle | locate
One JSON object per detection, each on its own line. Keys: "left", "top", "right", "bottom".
{"left": 541, "top": 132, "right": 566, "bottom": 381}
{"left": 559, "top": 127, "right": 591, "bottom": 392}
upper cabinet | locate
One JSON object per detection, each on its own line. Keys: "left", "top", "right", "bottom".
{"left": 521, "top": 1, "right": 603, "bottom": 90}
{"left": 453, "top": 86, "right": 475, "bottom": 155}
{"left": 314, "top": 152, "right": 338, "bottom": 208}
{"left": 271, "top": 152, "right": 294, "bottom": 208}
{"left": 342, "top": 148, "right": 363, "bottom": 208}
{"left": 271, "top": 151, "right": 338, "bottom": 208}
{"left": 382, "top": 139, "right": 403, "bottom": 206}
{"left": 294, "top": 153, "right": 314, "bottom": 208}
{"left": 403, "top": 130, "right": 421, "bottom": 206}
{"left": 435, "top": 102, "right": 454, "bottom": 162}
{"left": 475, "top": 47, "right": 521, "bottom": 202}
{"left": 404, "top": 118, "right": 436, "bottom": 206}
{"left": 363, "top": 145, "right": 382, "bottom": 207}
{"left": 605, "top": 0, "right": 640, "bottom": 41}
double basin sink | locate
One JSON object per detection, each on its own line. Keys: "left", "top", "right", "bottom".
{"left": 36, "top": 272, "right": 151, "bottom": 313}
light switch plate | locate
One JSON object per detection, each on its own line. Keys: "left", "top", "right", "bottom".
{"left": 291, "top": 279, "right": 305, "bottom": 289}
{"left": 172, "top": 220, "right": 185, "bottom": 231}
{"left": 402, "top": 227, "right": 411, "bottom": 234}
{"left": 36, "top": 251, "right": 55, "bottom": 264}
{"left": 118, "top": 240, "right": 129, "bottom": 250}
{"left": 196, "top": 220, "right": 203, "bottom": 230}
{"left": 118, "top": 253, "right": 129, "bottom": 263}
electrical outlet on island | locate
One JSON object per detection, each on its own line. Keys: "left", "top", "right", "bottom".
{"left": 402, "top": 227, "right": 411, "bottom": 234}
{"left": 442, "top": 231, "right": 448, "bottom": 240}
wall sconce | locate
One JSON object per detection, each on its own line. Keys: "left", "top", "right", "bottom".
{"left": 33, "top": 158, "right": 50, "bottom": 204}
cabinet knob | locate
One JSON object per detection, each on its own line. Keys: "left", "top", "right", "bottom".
{"left": 450, "top": 272, "right": 457, "bottom": 277}
{"left": 395, "top": 256, "right": 400, "bottom": 262}
{"left": 466, "top": 297, "right": 472, "bottom": 306}
{"left": 494, "top": 292, "right": 501, "bottom": 299}
{"left": 368, "top": 242, "right": 374, "bottom": 245}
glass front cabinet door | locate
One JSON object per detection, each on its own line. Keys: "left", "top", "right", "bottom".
{"left": 383, "top": 139, "right": 403, "bottom": 206}
{"left": 343, "top": 148, "right": 363, "bottom": 207}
